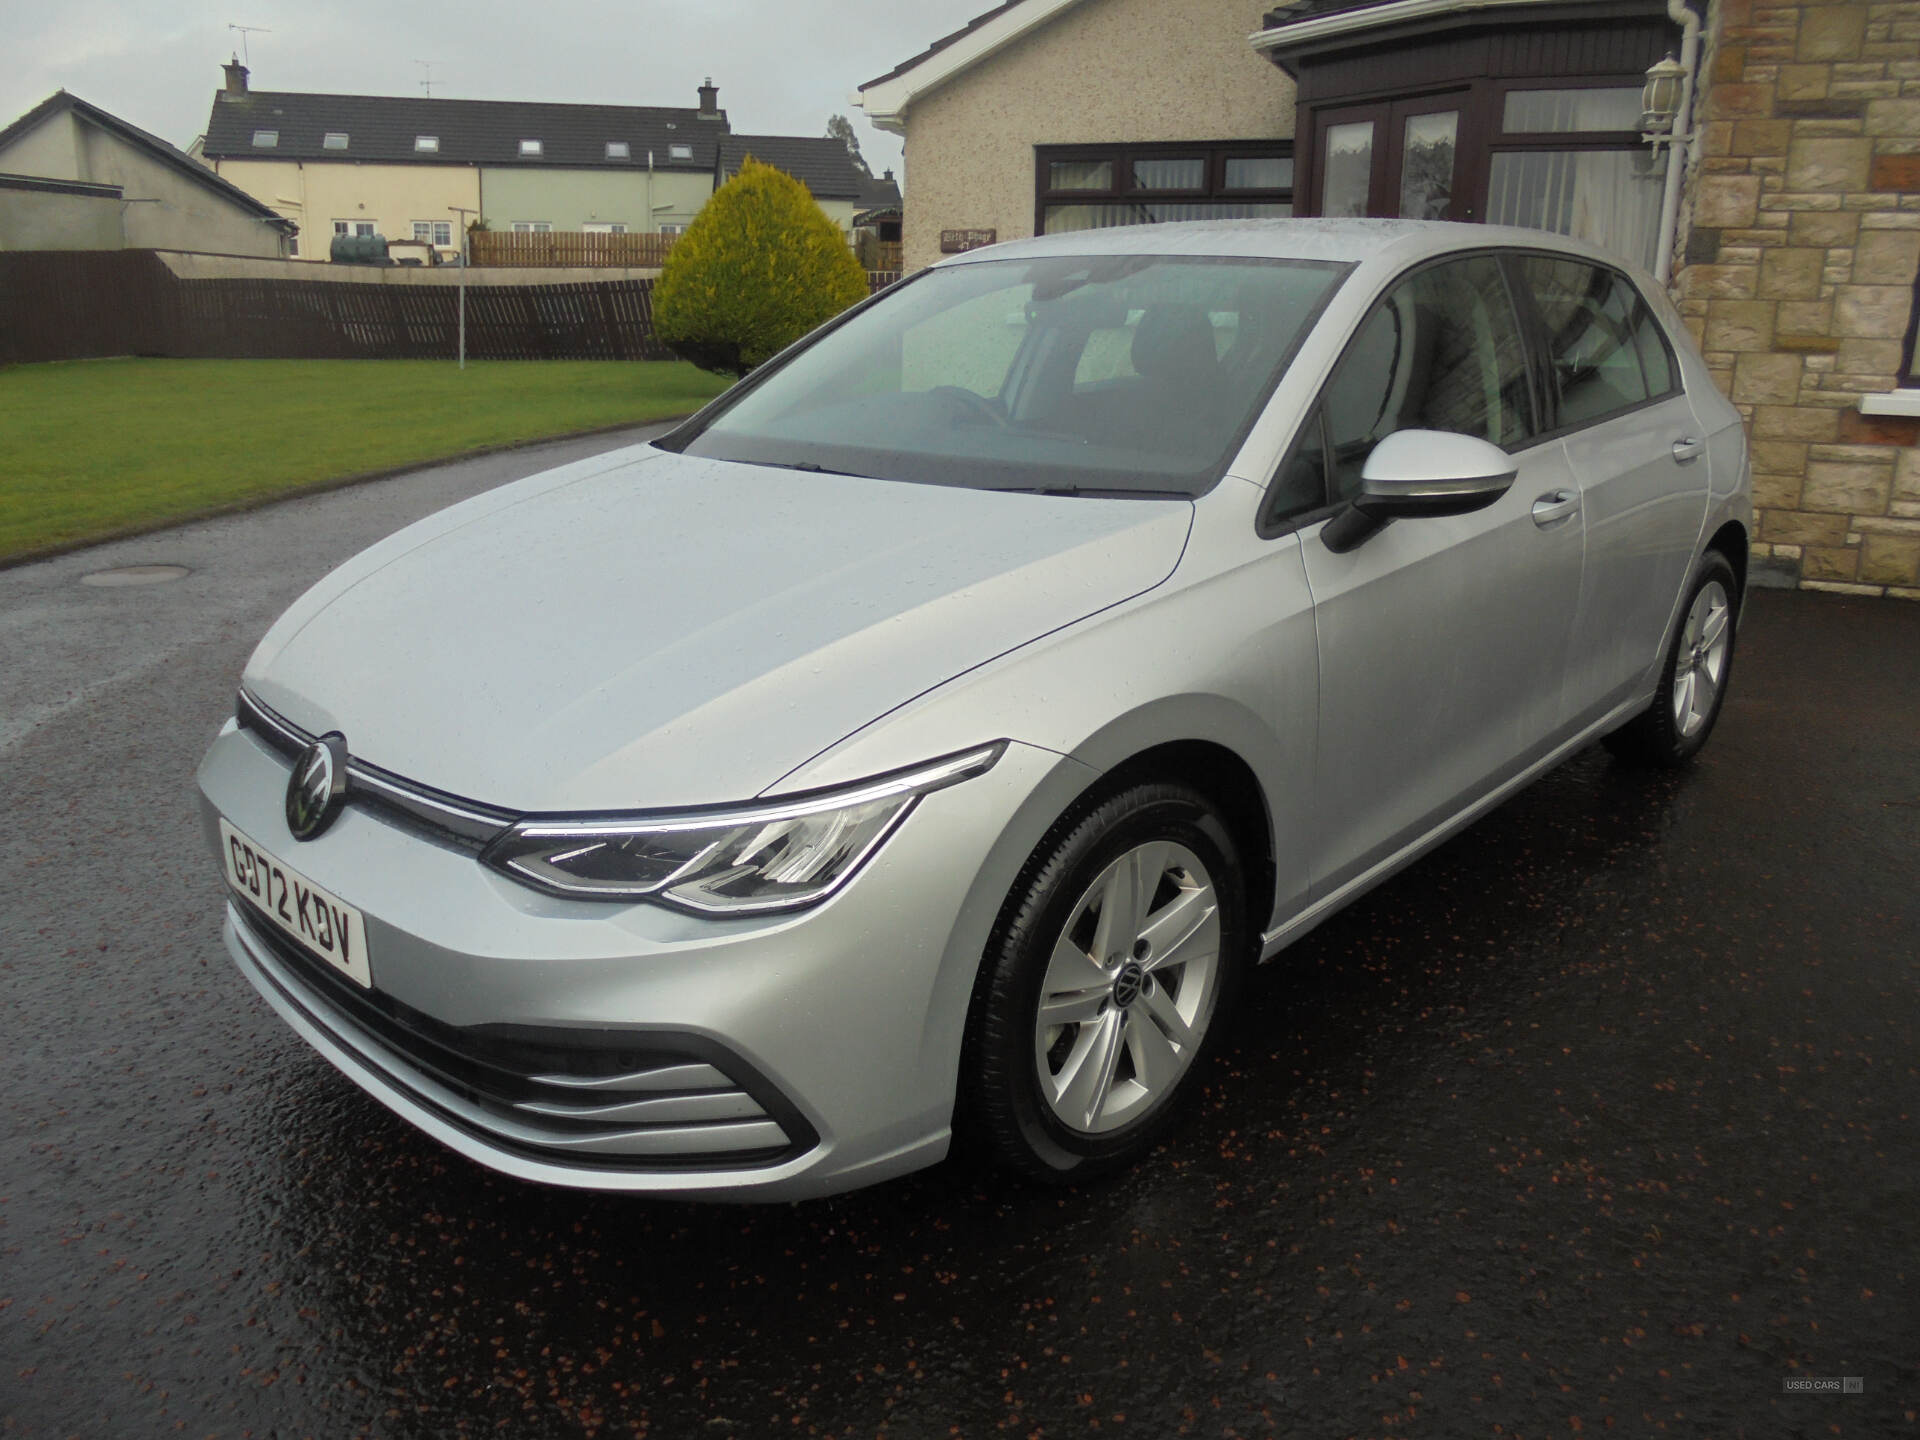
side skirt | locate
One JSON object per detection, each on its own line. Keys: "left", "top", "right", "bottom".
{"left": 1258, "top": 693, "right": 1652, "bottom": 962}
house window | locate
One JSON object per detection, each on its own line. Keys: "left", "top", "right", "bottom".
{"left": 1035, "top": 141, "right": 1294, "bottom": 235}
{"left": 668, "top": 143, "right": 694, "bottom": 161}
{"left": 659, "top": 223, "right": 686, "bottom": 236}
{"left": 323, "top": 132, "right": 349, "bottom": 150}
{"left": 432, "top": 220, "right": 451, "bottom": 246}
{"left": 519, "top": 139, "right": 543, "bottom": 157}
{"left": 583, "top": 222, "right": 628, "bottom": 234}
{"left": 251, "top": 130, "right": 278, "bottom": 147}
{"left": 413, "top": 221, "right": 433, "bottom": 242}
{"left": 415, "top": 135, "right": 439, "bottom": 153}
{"left": 606, "top": 141, "right": 630, "bottom": 160}
{"left": 1298, "top": 59, "right": 1666, "bottom": 268}
{"left": 288, "top": 236, "right": 299, "bottom": 256}
{"left": 510, "top": 221, "right": 552, "bottom": 233}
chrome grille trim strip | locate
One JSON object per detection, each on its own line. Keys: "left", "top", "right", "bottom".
{"left": 237, "top": 690, "right": 516, "bottom": 847}
{"left": 528, "top": 1063, "right": 734, "bottom": 1092}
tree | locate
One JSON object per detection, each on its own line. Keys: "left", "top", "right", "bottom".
{"left": 825, "top": 114, "right": 872, "bottom": 178}
{"left": 652, "top": 157, "right": 871, "bottom": 377}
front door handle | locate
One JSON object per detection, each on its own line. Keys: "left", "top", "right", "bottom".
{"left": 1672, "top": 436, "right": 1705, "bottom": 464}
{"left": 1531, "top": 490, "right": 1579, "bottom": 528}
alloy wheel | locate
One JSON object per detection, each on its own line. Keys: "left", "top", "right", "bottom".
{"left": 1672, "top": 578, "right": 1731, "bottom": 738}
{"left": 1032, "top": 840, "right": 1222, "bottom": 1135}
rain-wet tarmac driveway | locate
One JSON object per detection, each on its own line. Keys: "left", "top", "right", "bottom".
{"left": 3, "top": 434, "right": 1917, "bottom": 1437}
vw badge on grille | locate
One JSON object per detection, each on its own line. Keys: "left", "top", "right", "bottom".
{"left": 286, "top": 733, "right": 349, "bottom": 840}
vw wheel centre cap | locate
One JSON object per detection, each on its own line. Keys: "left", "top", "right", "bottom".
{"left": 286, "top": 733, "right": 350, "bottom": 840}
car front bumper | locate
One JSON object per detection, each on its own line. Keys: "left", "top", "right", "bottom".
{"left": 198, "top": 718, "right": 1086, "bottom": 1199}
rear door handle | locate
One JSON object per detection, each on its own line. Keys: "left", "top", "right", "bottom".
{"left": 1672, "top": 436, "right": 1705, "bottom": 464}
{"left": 1531, "top": 490, "right": 1579, "bottom": 528}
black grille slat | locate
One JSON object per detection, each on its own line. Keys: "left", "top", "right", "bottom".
{"left": 232, "top": 906, "right": 815, "bottom": 1165}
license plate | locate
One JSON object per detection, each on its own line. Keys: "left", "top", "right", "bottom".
{"left": 220, "top": 819, "right": 372, "bottom": 988}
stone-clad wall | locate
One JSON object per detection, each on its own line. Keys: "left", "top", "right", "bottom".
{"left": 1675, "top": 0, "right": 1920, "bottom": 597}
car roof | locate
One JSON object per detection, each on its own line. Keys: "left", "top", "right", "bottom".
{"left": 935, "top": 218, "right": 1646, "bottom": 279}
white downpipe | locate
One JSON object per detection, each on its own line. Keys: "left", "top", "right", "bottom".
{"left": 1653, "top": 0, "right": 1703, "bottom": 286}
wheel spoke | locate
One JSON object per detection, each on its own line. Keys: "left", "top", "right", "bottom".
{"left": 1672, "top": 668, "right": 1696, "bottom": 731}
{"left": 1126, "top": 1006, "right": 1182, "bottom": 1096}
{"left": 1042, "top": 929, "right": 1108, "bottom": 995}
{"left": 1038, "top": 986, "right": 1107, "bottom": 1028}
{"left": 1092, "top": 843, "right": 1164, "bottom": 963}
{"left": 1139, "top": 979, "right": 1196, "bottom": 1050}
{"left": 1055, "top": 1009, "right": 1125, "bottom": 1128}
{"left": 1139, "top": 886, "right": 1217, "bottom": 974}
{"left": 1699, "top": 601, "right": 1728, "bottom": 648}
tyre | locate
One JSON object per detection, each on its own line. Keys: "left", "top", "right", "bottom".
{"left": 961, "top": 782, "right": 1247, "bottom": 1182}
{"left": 1603, "top": 551, "right": 1739, "bottom": 768}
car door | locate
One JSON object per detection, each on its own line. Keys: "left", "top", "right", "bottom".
{"left": 1285, "top": 252, "right": 1586, "bottom": 899}
{"left": 1511, "top": 254, "right": 1711, "bottom": 723}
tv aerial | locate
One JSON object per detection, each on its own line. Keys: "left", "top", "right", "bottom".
{"left": 416, "top": 60, "right": 441, "bottom": 97}
{"left": 227, "top": 24, "right": 270, "bottom": 65}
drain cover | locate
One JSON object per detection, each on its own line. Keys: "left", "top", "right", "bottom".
{"left": 80, "top": 564, "right": 192, "bottom": 587}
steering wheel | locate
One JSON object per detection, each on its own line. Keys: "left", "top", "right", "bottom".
{"left": 930, "top": 386, "right": 1009, "bottom": 428}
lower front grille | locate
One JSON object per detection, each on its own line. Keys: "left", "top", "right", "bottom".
{"left": 231, "top": 903, "right": 816, "bottom": 1169}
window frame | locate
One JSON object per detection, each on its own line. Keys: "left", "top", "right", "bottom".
{"left": 1034, "top": 140, "right": 1295, "bottom": 237}
{"left": 414, "top": 134, "right": 439, "bottom": 153}
{"left": 251, "top": 129, "right": 278, "bottom": 148}
{"left": 1256, "top": 246, "right": 1554, "bottom": 539}
{"left": 519, "top": 139, "right": 543, "bottom": 158}
{"left": 668, "top": 142, "right": 695, "bottom": 161}
{"left": 322, "top": 132, "right": 349, "bottom": 151}
{"left": 606, "top": 141, "right": 631, "bottom": 160}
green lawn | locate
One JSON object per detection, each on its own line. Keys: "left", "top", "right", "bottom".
{"left": 0, "top": 358, "right": 733, "bottom": 561}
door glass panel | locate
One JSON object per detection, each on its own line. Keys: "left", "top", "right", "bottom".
{"left": 1049, "top": 159, "right": 1114, "bottom": 190}
{"left": 1486, "top": 149, "right": 1663, "bottom": 270}
{"left": 1321, "top": 121, "right": 1374, "bottom": 218}
{"left": 1503, "top": 87, "right": 1644, "bottom": 133}
{"left": 1398, "top": 111, "right": 1458, "bottom": 219}
{"left": 1322, "top": 256, "right": 1536, "bottom": 500}
{"left": 1224, "top": 156, "right": 1294, "bottom": 190}
{"left": 1132, "top": 158, "right": 1205, "bottom": 191}
{"left": 1520, "top": 257, "right": 1652, "bottom": 424}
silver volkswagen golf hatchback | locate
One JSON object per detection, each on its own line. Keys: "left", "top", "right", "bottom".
{"left": 199, "top": 220, "right": 1750, "bottom": 1199}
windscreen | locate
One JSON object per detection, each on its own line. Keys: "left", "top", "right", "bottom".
{"left": 665, "top": 254, "right": 1347, "bottom": 497}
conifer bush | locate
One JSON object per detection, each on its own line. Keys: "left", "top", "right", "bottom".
{"left": 652, "top": 158, "right": 870, "bottom": 377}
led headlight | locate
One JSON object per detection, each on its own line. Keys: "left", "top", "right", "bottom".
{"left": 482, "top": 744, "right": 1004, "bottom": 913}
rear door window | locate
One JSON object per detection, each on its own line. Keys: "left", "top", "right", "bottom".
{"left": 1518, "top": 256, "right": 1675, "bottom": 427}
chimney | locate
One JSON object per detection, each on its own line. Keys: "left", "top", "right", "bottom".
{"left": 697, "top": 77, "right": 720, "bottom": 119}
{"left": 221, "top": 55, "right": 250, "bottom": 98}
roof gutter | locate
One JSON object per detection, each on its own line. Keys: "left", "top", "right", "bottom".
{"left": 1248, "top": 0, "right": 1575, "bottom": 53}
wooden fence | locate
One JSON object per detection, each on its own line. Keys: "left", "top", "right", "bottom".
{"left": 0, "top": 251, "right": 905, "bottom": 367}
{"left": 468, "top": 230, "right": 676, "bottom": 269}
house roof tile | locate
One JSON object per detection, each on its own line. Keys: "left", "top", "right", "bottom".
{"left": 718, "top": 134, "right": 896, "bottom": 203}
{"left": 202, "top": 90, "right": 729, "bottom": 169}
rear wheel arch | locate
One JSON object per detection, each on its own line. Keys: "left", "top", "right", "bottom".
{"left": 1707, "top": 519, "right": 1748, "bottom": 599}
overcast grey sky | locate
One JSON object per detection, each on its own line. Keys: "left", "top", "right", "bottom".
{"left": 0, "top": 0, "right": 993, "bottom": 185}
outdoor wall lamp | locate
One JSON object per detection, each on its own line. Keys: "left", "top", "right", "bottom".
{"left": 1641, "top": 55, "right": 1688, "bottom": 149}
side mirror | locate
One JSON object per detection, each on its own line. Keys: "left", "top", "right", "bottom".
{"left": 1322, "top": 430, "right": 1519, "bottom": 553}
